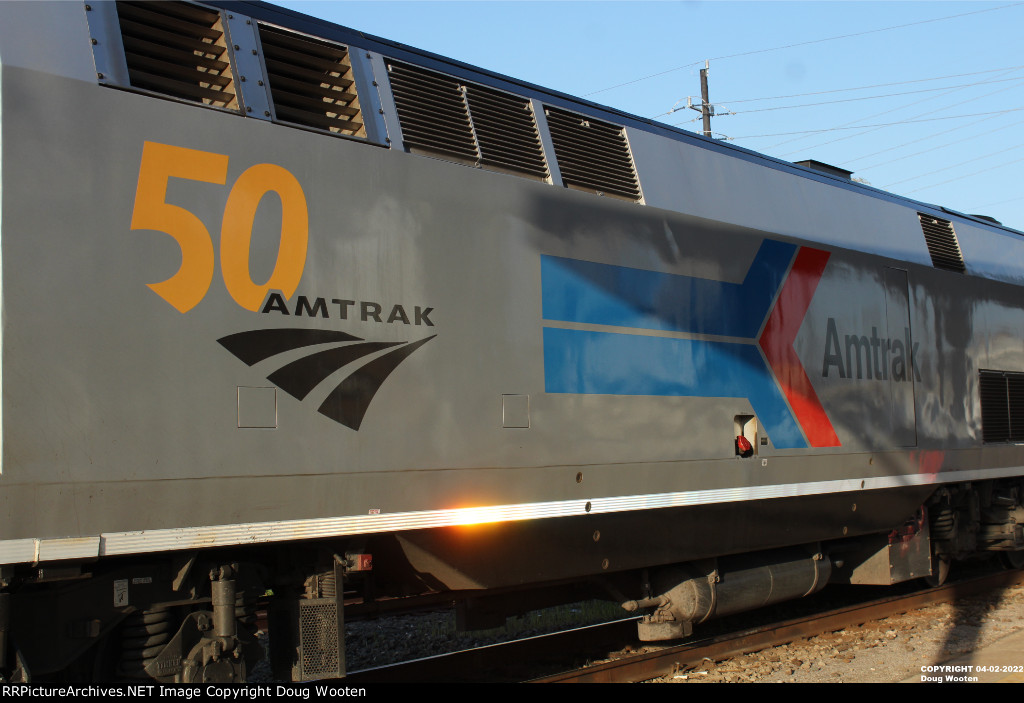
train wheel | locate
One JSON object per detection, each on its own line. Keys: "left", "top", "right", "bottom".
{"left": 924, "top": 556, "right": 950, "bottom": 587}
{"left": 999, "top": 550, "right": 1024, "bottom": 570}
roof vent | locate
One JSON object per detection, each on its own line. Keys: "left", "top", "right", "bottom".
{"left": 464, "top": 83, "right": 549, "bottom": 179}
{"left": 544, "top": 107, "right": 641, "bottom": 200}
{"left": 258, "top": 25, "right": 365, "bottom": 138}
{"left": 115, "top": 0, "right": 237, "bottom": 110}
{"left": 918, "top": 213, "right": 966, "bottom": 273}
{"left": 388, "top": 62, "right": 476, "bottom": 162}
{"left": 794, "top": 160, "right": 853, "bottom": 180}
{"left": 387, "top": 61, "right": 548, "bottom": 180}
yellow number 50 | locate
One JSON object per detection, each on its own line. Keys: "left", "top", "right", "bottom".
{"left": 130, "top": 141, "right": 309, "bottom": 313}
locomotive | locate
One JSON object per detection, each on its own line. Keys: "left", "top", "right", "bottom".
{"left": 0, "top": 0, "right": 1022, "bottom": 682}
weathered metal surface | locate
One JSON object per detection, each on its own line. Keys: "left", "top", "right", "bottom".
{"left": 0, "top": 0, "right": 1021, "bottom": 584}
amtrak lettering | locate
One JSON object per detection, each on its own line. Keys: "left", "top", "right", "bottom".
{"left": 261, "top": 292, "right": 434, "bottom": 326}
{"left": 131, "top": 142, "right": 436, "bottom": 431}
{"left": 821, "top": 317, "right": 920, "bottom": 382}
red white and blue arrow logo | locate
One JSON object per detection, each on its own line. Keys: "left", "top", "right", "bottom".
{"left": 540, "top": 239, "right": 839, "bottom": 449}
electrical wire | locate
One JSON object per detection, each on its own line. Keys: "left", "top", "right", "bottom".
{"left": 726, "top": 108, "right": 1024, "bottom": 139}
{"left": 970, "top": 194, "right": 1024, "bottom": 209}
{"left": 707, "top": 65, "right": 1024, "bottom": 105}
{"left": 584, "top": 3, "right": 1023, "bottom": 97}
{"left": 882, "top": 144, "right": 1024, "bottom": 188}
{"left": 856, "top": 117, "right": 1024, "bottom": 172}
{"left": 771, "top": 70, "right": 1024, "bottom": 156}
{"left": 657, "top": 73, "right": 1024, "bottom": 121}
{"left": 843, "top": 113, "right": 1013, "bottom": 166}
{"left": 766, "top": 82, "right": 973, "bottom": 153}
{"left": 722, "top": 76, "right": 1024, "bottom": 115}
{"left": 902, "top": 155, "right": 1024, "bottom": 194}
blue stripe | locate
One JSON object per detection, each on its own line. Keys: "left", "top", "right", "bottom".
{"left": 543, "top": 327, "right": 807, "bottom": 448}
{"left": 541, "top": 239, "right": 796, "bottom": 338}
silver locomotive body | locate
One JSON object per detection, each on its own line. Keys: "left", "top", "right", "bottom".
{"left": 0, "top": 0, "right": 1021, "bottom": 681}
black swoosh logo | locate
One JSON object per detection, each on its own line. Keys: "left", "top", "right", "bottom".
{"left": 217, "top": 328, "right": 435, "bottom": 430}
{"left": 269, "top": 341, "right": 403, "bottom": 400}
{"left": 318, "top": 336, "right": 436, "bottom": 430}
{"left": 218, "top": 328, "right": 363, "bottom": 366}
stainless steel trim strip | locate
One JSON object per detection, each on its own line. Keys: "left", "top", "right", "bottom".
{"left": 3, "top": 465, "right": 1022, "bottom": 565}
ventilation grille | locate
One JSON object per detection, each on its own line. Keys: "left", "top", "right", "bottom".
{"left": 296, "top": 598, "right": 344, "bottom": 679}
{"left": 980, "top": 370, "right": 1024, "bottom": 443}
{"left": 387, "top": 62, "right": 548, "bottom": 179}
{"left": 918, "top": 214, "right": 966, "bottom": 273}
{"left": 465, "top": 84, "right": 548, "bottom": 177}
{"left": 116, "top": 1, "right": 237, "bottom": 110}
{"left": 259, "top": 25, "right": 365, "bottom": 138}
{"left": 545, "top": 107, "right": 641, "bottom": 200}
{"left": 1012, "top": 375, "right": 1024, "bottom": 442}
{"left": 388, "top": 62, "right": 476, "bottom": 161}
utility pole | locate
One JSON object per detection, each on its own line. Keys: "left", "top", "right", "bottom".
{"left": 699, "top": 60, "right": 712, "bottom": 138}
{"left": 684, "top": 60, "right": 716, "bottom": 138}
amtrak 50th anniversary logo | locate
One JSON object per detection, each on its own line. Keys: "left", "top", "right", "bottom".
{"left": 130, "top": 140, "right": 434, "bottom": 430}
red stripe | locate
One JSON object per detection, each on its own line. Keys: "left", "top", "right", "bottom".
{"left": 911, "top": 450, "right": 944, "bottom": 482}
{"left": 759, "top": 247, "right": 840, "bottom": 447}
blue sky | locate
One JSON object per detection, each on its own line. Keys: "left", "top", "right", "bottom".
{"left": 275, "top": 1, "right": 1024, "bottom": 231}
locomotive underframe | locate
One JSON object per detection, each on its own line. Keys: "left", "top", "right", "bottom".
{"left": 4, "top": 477, "right": 1024, "bottom": 681}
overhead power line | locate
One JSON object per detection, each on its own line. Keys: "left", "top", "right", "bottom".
{"left": 882, "top": 144, "right": 1024, "bottom": 188}
{"left": 585, "top": 3, "right": 1024, "bottom": 97}
{"left": 970, "top": 194, "right": 1024, "bottom": 209}
{"left": 902, "top": 155, "right": 1024, "bottom": 194}
{"left": 770, "top": 70, "right": 1024, "bottom": 155}
{"left": 722, "top": 76, "right": 1024, "bottom": 115}
{"left": 708, "top": 65, "right": 1024, "bottom": 105}
{"left": 845, "top": 113, "right": 1018, "bottom": 166}
{"left": 727, "top": 108, "right": 1024, "bottom": 140}
{"left": 655, "top": 71, "right": 1024, "bottom": 121}
{"left": 856, "top": 117, "right": 1024, "bottom": 172}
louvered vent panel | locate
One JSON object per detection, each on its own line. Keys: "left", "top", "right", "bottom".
{"left": 544, "top": 107, "right": 640, "bottom": 200}
{"left": 1009, "top": 374, "right": 1024, "bottom": 442}
{"left": 918, "top": 214, "right": 966, "bottom": 273}
{"left": 980, "top": 371, "right": 1011, "bottom": 443}
{"left": 388, "top": 62, "right": 478, "bottom": 162}
{"left": 116, "top": 1, "right": 237, "bottom": 109}
{"left": 464, "top": 84, "right": 548, "bottom": 178}
{"left": 387, "top": 62, "right": 548, "bottom": 179}
{"left": 259, "top": 26, "right": 365, "bottom": 138}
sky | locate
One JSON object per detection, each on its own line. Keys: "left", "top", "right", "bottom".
{"left": 274, "top": 1, "right": 1024, "bottom": 231}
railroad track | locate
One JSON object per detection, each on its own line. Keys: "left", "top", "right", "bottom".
{"left": 343, "top": 568, "right": 1024, "bottom": 683}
